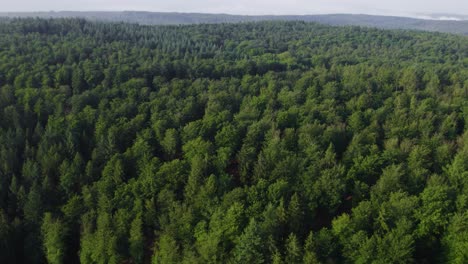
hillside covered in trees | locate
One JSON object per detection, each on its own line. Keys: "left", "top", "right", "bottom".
{"left": 1, "top": 12, "right": 468, "bottom": 35}
{"left": 0, "top": 18, "right": 467, "bottom": 263}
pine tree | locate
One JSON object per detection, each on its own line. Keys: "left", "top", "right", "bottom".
{"left": 232, "top": 218, "right": 264, "bottom": 264}
{"left": 41, "top": 213, "right": 67, "bottom": 264}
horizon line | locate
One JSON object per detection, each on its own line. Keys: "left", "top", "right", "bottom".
{"left": 0, "top": 10, "right": 467, "bottom": 21}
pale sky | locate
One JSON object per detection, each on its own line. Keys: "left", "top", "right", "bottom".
{"left": 1, "top": 0, "right": 467, "bottom": 16}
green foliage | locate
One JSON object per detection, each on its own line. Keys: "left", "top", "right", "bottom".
{"left": 442, "top": 212, "right": 468, "bottom": 264}
{"left": 285, "top": 233, "right": 302, "bottom": 264}
{"left": 232, "top": 218, "right": 264, "bottom": 264}
{"left": 0, "top": 18, "right": 466, "bottom": 263}
{"left": 152, "top": 234, "right": 180, "bottom": 264}
{"left": 41, "top": 213, "right": 67, "bottom": 264}
{"left": 129, "top": 215, "right": 144, "bottom": 263}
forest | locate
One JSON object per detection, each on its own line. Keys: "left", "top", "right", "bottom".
{"left": 2, "top": 12, "right": 468, "bottom": 35}
{"left": 0, "top": 18, "right": 467, "bottom": 263}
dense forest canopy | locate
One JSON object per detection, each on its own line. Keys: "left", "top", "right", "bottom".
{"left": 0, "top": 18, "right": 467, "bottom": 263}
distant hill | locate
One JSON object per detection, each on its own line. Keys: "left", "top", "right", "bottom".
{"left": 422, "top": 13, "right": 468, "bottom": 21}
{"left": 1, "top": 11, "right": 467, "bottom": 35}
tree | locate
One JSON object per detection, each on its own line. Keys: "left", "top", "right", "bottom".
{"left": 375, "top": 219, "right": 415, "bottom": 263}
{"left": 371, "top": 164, "right": 405, "bottom": 203}
{"left": 152, "top": 234, "right": 180, "bottom": 264}
{"left": 129, "top": 215, "right": 144, "bottom": 264}
{"left": 41, "top": 213, "right": 67, "bottom": 264}
{"left": 161, "top": 128, "right": 179, "bottom": 159}
{"left": 55, "top": 66, "right": 72, "bottom": 87}
{"left": 232, "top": 218, "right": 264, "bottom": 264}
{"left": 71, "top": 66, "right": 86, "bottom": 94}
{"left": 303, "top": 232, "right": 319, "bottom": 264}
{"left": 24, "top": 183, "right": 42, "bottom": 225}
{"left": 407, "top": 145, "right": 432, "bottom": 191}
{"left": 416, "top": 176, "right": 453, "bottom": 239}
{"left": 442, "top": 212, "right": 468, "bottom": 263}
{"left": 285, "top": 233, "right": 302, "bottom": 264}
{"left": 0, "top": 209, "right": 12, "bottom": 263}
{"left": 287, "top": 193, "right": 303, "bottom": 234}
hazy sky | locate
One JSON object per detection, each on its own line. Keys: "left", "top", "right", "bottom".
{"left": 1, "top": 0, "right": 468, "bottom": 16}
